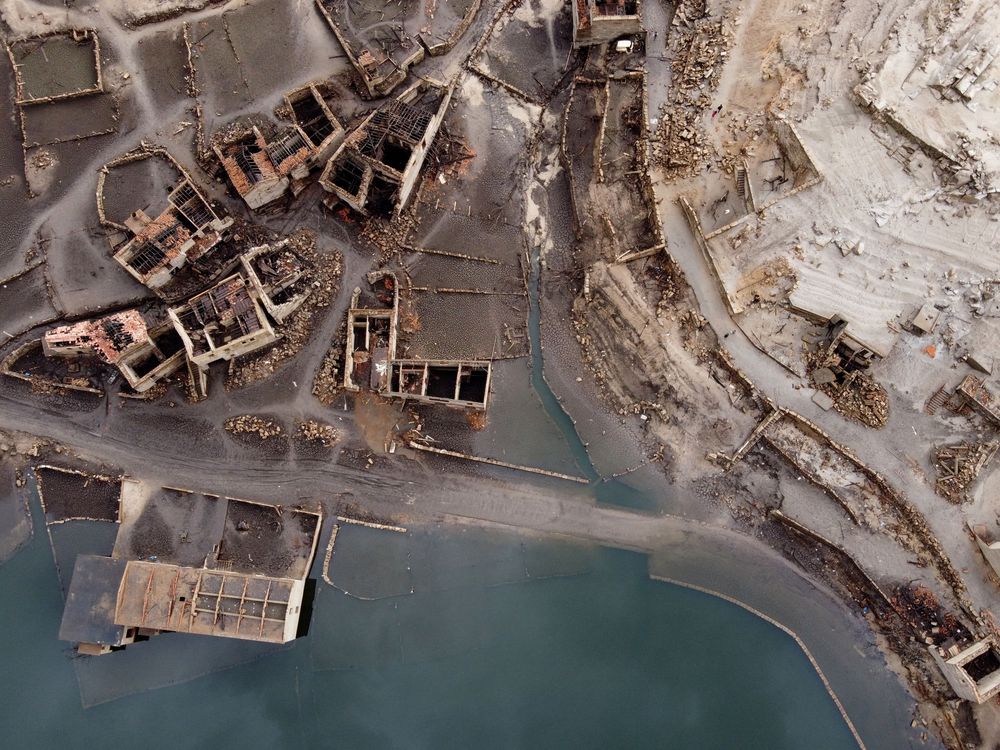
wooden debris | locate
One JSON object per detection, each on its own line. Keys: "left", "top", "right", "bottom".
{"left": 934, "top": 441, "right": 999, "bottom": 504}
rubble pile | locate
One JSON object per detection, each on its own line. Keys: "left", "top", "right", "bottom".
{"left": 201, "top": 115, "right": 270, "bottom": 167}
{"left": 678, "top": 308, "right": 714, "bottom": 363}
{"left": 644, "top": 253, "right": 687, "bottom": 305}
{"left": 893, "top": 584, "right": 965, "bottom": 645}
{"left": 121, "top": 381, "right": 168, "bottom": 402}
{"left": 295, "top": 420, "right": 339, "bottom": 446}
{"left": 425, "top": 126, "right": 476, "bottom": 182}
{"left": 823, "top": 372, "right": 890, "bottom": 429}
{"left": 934, "top": 441, "right": 999, "bottom": 503}
{"left": 652, "top": 1, "right": 729, "bottom": 176}
{"left": 224, "top": 415, "right": 284, "bottom": 439}
{"left": 312, "top": 322, "right": 346, "bottom": 406}
{"left": 465, "top": 410, "right": 488, "bottom": 431}
{"left": 360, "top": 210, "right": 419, "bottom": 266}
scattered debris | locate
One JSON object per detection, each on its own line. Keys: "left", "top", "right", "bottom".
{"left": 934, "top": 442, "right": 998, "bottom": 504}
{"left": 224, "top": 415, "right": 284, "bottom": 439}
{"left": 295, "top": 420, "right": 338, "bottom": 446}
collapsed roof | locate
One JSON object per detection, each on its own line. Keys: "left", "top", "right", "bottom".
{"left": 319, "top": 78, "right": 453, "bottom": 217}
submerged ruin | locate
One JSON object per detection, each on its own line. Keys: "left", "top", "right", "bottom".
{"left": 58, "top": 484, "right": 322, "bottom": 655}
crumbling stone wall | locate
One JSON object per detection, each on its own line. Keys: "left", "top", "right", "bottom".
{"left": 769, "top": 117, "right": 823, "bottom": 192}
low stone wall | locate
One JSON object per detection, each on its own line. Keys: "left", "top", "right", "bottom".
{"left": 424, "top": 0, "right": 483, "bottom": 56}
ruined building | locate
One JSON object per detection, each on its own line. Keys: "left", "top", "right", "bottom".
{"left": 344, "top": 274, "right": 491, "bottom": 409}
{"left": 167, "top": 242, "right": 311, "bottom": 398}
{"left": 114, "top": 562, "right": 310, "bottom": 644}
{"left": 112, "top": 176, "right": 233, "bottom": 290}
{"left": 42, "top": 311, "right": 186, "bottom": 393}
{"left": 240, "top": 240, "right": 312, "bottom": 323}
{"left": 572, "top": 1, "right": 643, "bottom": 49}
{"left": 61, "top": 558, "right": 310, "bottom": 653}
{"left": 169, "top": 274, "right": 277, "bottom": 391}
{"left": 931, "top": 638, "right": 1000, "bottom": 704}
{"left": 320, "top": 79, "right": 453, "bottom": 217}
{"left": 43, "top": 311, "right": 149, "bottom": 363}
{"left": 59, "top": 492, "right": 322, "bottom": 654}
{"left": 41, "top": 240, "right": 310, "bottom": 397}
{"left": 215, "top": 84, "right": 344, "bottom": 210}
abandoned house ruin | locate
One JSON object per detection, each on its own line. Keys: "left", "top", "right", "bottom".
{"left": 931, "top": 637, "right": 1000, "bottom": 704}
{"left": 111, "top": 173, "right": 233, "bottom": 291}
{"left": 385, "top": 360, "right": 491, "bottom": 408}
{"left": 167, "top": 242, "right": 311, "bottom": 398}
{"left": 59, "top": 490, "right": 322, "bottom": 654}
{"left": 169, "top": 274, "right": 277, "bottom": 393}
{"left": 61, "top": 559, "right": 309, "bottom": 652}
{"left": 240, "top": 240, "right": 313, "bottom": 324}
{"left": 43, "top": 311, "right": 149, "bottom": 364}
{"left": 571, "top": 1, "right": 643, "bottom": 49}
{"left": 216, "top": 84, "right": 344, "bottom": 210}
{"left": 39, "top": 240, "right": 311, "bottom": 399}
{"left": 344, "top": 274, "right": 492, "bottom": 409}
{"left": 809, "top": 315, "right": 878, "bottom": 381}
{"left": 115, "top": 562, "right": 309, "bottom": 644}
{"left": 320, "top": 79, "right": 453, "bottom": 217}
{"left": 42, "top": 311, "right": 186, "bottom": 393}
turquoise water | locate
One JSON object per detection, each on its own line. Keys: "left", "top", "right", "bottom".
{"left": 0, "top": 493, "right": 873, "bottom": 750}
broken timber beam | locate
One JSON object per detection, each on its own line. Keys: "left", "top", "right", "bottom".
{"left": 715, "top": 408, "right": 783, "bottom": 468}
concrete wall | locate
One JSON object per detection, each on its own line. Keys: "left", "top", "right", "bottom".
{"left": 573, "top": 8, "right": 643, "bottom": 49}
{"left": 395, "top": 83, "right": 454, "bottom": 216}
{"left": 194, "top": 325, "right": 276, "bottom": 367}
{"left": 770, "top": 118, "right": 821, "bottom": 189}
{"left": 243, "top": 176, "right": 290, "bottom": 210}
{"left": 422, "top": 0, "right": 482, "bottom": 56}
{"left": 930, "top": 640, "right": 1000, "bottom": 703}
{"left": 118, "top": 348, "right": 185, "bottom": 393}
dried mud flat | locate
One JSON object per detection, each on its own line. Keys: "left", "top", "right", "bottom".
{"left": 217, "top": 501, "right": 318, "bottom": 579}
{"left": 36, "top": 466, "right": 120, "bottom": 523}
